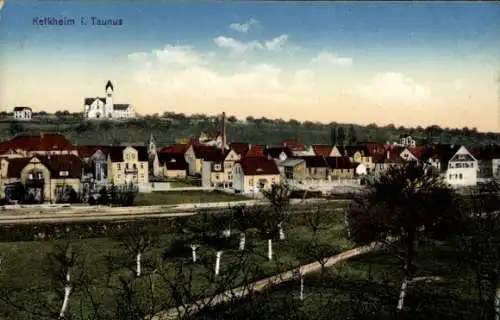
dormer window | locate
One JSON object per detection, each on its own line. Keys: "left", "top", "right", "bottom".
{"left": 214, "top": 164, "right": 221, "bottom": 171}
{"left": 170, "top": 158, "right": 177, "bottom": 163}
{"left": 256, "top": 168, "right": 263, "bottom": 173}
{"left": 60, "top": 171, "right": 69, "bottom": 177}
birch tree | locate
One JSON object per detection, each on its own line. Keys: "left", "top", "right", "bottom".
{"left": 346, "top": 162, "right": 462, "bottom": 311}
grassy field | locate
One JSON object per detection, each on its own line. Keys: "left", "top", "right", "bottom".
{"left": 0, "top": 209, "right": 351, "bottom": 320}
{"left": 168, "top": 180, "right": 201, "bottom": 188}
{"left": 196, "top": 239, "right": 487, "bottom": 320}
{"left": 133, "top": 190, "right": 250, "bottom": 206}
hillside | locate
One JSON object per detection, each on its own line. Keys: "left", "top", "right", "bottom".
{"left": 0, "top": 112, "right": 499, "bottom": 147}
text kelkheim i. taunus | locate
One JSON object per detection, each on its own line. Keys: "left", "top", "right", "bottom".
{"left": 32, "top": 16, "right": 123, "bottom": 26}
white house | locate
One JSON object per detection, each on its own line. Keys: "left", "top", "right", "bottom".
{"left": 422, "top": 145, "right": 477, "bottom": 187}
{"left": 396, "top": 134, "right": 416, "bottom": 148}
{"left": 198, "top": 131, "right": 224, "bottom": 149}
{"left": 233, "top": 157, "right": 281, "bottom": 195}
{"left": 13, "top": 107, "right": 32, "bottom": 121}
{"left": 83, "top": 81, "right": 135, "bottom": 120}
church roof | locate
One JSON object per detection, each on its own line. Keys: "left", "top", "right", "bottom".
{"left": 84, "top": 97, "right": 105, "bottom": 105}
{"left": 113, "top": 104, "right": 130, "bottom": 110}
{"left": 106, "top": 80, "right": 113, "bottom": 91}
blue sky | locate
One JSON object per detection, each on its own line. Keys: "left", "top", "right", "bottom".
{"left": 1, "top": 1, "right": 499, "bottom": 131}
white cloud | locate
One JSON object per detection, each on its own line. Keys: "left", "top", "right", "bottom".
{"left": 213, "top": 34, "right": 289, "bottom": 55}
{"left": 229, "top": 18, "right": 259, "bottom": 33}
{"left": 265, "top": 34, "right": 289, "bottom": 51}
{"left": 310, "top": 51, "right": 353, "bottom": 66}
{"left": 128, "top": 44, "right": 316, "bottom": 103}
{"left": 213, "top": 36, "right": 264, "bottom": 55}
{"left": 356, "top": 72, "right": 431, "bottom": 105}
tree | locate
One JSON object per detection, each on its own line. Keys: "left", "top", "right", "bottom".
{"left": 346, "top": 162, "right": 462, "bottom": 311}
{"left": 348, "top": 125, "right": 358, "bottom": 145}
{"left": 8, "top": 121, "right": 23, "bottom": 136}
{"left": 330, "top": 126, "right": 338, "bottom": 145}
{"left": 337, "top": 126, "right": 346, "bottom": 146}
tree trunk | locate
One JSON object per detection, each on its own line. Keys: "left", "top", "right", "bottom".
{"left": 136, "top": 251, "right": 141, "bottom": 277}
{"left": 190, "top": 244, "right": 199, "bottom": 262}
{"left": 278, "top": 223, "right": 285, "bottom": 240}
{"left": 215, "top": 251, "right": 222, "bottom": 276}
{"left": 59, "top": 269, "right": 72, "bottom": 319}
{"left": 300, "top": 273, "right": 304, "bottom": 301}
{"left": 239, "top": 233, "right": 246, "bottom": 251}
{"left": 268, "top": 239, "right": 273, "bottom": 261}
{"left": 494, "top": 285, "right": 500, "bottom": 320}
{"left": 396, "top": 278, "right": 408, "bottom": 311}
{"left": 344, "top": 212, "right": 351, "bottom": 237}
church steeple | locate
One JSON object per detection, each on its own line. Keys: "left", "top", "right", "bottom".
{"left": 105, "top": 80, "right": 113, "bottom": 91}
{"left": 148, "top": 133, "right": 157, "bottom": 155}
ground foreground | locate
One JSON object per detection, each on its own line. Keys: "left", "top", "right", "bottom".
{"left": 134, "top": 190, "right": 249, "bottom": 206}
{"left": 195, "top": 239, "right": 488, "bottom": 320}
{"left": 0, "top": 208, "right": 351, "bottom": 319}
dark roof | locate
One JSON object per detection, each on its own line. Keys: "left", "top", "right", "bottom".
{"left": 312, "top": 145, "right": 333, "bottom": 157}
{"left": 239, "top": 157, "right": 280, "bottom": 175}
{"left": 76, "top": 146, "right": 112, "bottom": 158}
{"left": 421, "top": 144, "right": 461, "bottom": 166}
{"left": 265, "top": 147, "right": 293, "bottom": 158}
{"left": 202, "top": 149, "right": 227, "bottom": 162}
{"left": 13, "top": 106, "right": 31, "bottom": 111}
{"left": 473, "top": 145, "right": 500, "bottom": 160}
{"left": 106, "top": 80, "right": 113, "bottom": 91}
{"left": 325, "top": 156, "right": 357, "bottom": 169}
{"left": 158, "top": 154, "right": 188, "bottom": 170}
{"left": 113, "top": 104, "right": 130, "bottom": 110}
{"left": 406, "top": 146, "right": 428, "bottom": 159}
{"left": 6, "top": 155, "right": 82, "bottom": 179}
{"left": 230, "top": 142, "right": 250, "bottom": 157}
{"left": 2, "top": 133, "right": 74, "bottom": 152}
{"left": 299, "top": 156, "right": 329, "bottom": 168}
{"left": 84, "top": 97, "right": 106, "bottom": 105}
{"left": 201, "top": 131, "right": 221, "bottom": 139}
{"left": 372, "top": 150, "right": 405, "bottom": 164}
{"left": 108, "top": 146, "right": 149, "bottom": 162}
{"left": 282, "top": 139, "right": 305, "bottom": 151}
{"left": 192, "top": 145, "right": 219, "bottom": 158}
{"left": 338, "top": 146, "right": 370, "bottom": 157}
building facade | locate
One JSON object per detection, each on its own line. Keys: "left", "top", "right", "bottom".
{"left": 83, "top": 81, "right": 135, "bottom": 120}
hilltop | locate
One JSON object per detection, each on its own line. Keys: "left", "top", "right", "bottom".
{"left": 0, "top": 111, "right": 498, "bottom": 147}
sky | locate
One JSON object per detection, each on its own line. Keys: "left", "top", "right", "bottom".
{"left": 0, "top": 1, "right": 499, "bottom": 132}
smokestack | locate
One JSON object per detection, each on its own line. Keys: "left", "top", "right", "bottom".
{"left": 221, "top": 112, "right": 227, "bottom": 153}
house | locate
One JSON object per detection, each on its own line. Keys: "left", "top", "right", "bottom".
{"left": 107, "top": 146, "right": 149, "bottom": 186}
{"left": 400, "top": 146, "right": 427, "bottom": 164}
{"left": 223, "top": 149, "right": 242, "bottom": 185}
{"left": 292, "top": 145, "right": 316, "bottom": 156}
{"left": 229, "top": 142, "right": 250, "bottom": 158}
{"left": 201, "top": 151, "right": 227, "bottom": 188}
{"left": 158, "top": 154, "right": 188, "bottom": 179}
{"left": 311, "top": 145, "right": 343, "bottom": 157}
{"left": 199, "top": 131, "right": 224, "bottom": 148}
{"left": 77, "top": 146, "right": 111, "bottom": 187}
{"left": 233, "top": 157, "right": 281, "bottom": 194}
{"left": 83, "top": 81, "right": 135, "bottom": 120}
{"left": 153, "top": 143, "right": 190, "bottom": 178}
{"left": 282, "top": 139, "right": 306, "bottom": 152}
{"left": 325, "top": 156, "right": 365, "bottom": 179}
{"left": 0, "top": 155, "right": 82, "bottom": 203}
{"left": 0, "top": 133, "right": 77, "bottom": 158}
{"left": 339, "top": 146, "right": 373, "bottom": 172}
{"left": 13, "top": 106, "right": 32, "bottom": 121}
{"left": 421, "top": 145, "right": 478, "bottom": 187}
{"left": 245, "top": 144, "right": 266, "bottom": 157}
{"left": 397, "top": 134, "right": 417, "bottom": 147}
{"left": 473, "top": 145, "right": 500, "bottom": 179}
{"left": 372, "top": 150, "right": 406, "bottom": 177}
{"left": 278, "top": 158, "right": 307, "bottom": 181}
{"left": 185, "top": 144, "right": 221, "bottom": 176}
{"left": 265, "top": 147, "right": 293, "bottom": 162}
{"left": 299, "top": 156, "right": 330, "bottom": 180}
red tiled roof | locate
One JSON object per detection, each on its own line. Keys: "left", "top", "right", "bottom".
{"left": 407, "top": 146, "right": 428, "bottom": 159}
{"left": 245, "top": 144, "right": 266, "bottom": 157}
{"left": 265, "top": 147, "right": 293, "bottom": 158}
{"left": 282, "top": 139, "right": 305, "bottom": 151}
{"left": 3, "top": 133, "right": 73, "bottom": 152}
{"left": 159, "top": 143, "right": 189, "bottom": 155}
{"left": 230, "top": 142, "right": 250, "bottom": 157}
{"left": 158, "top": 154, "right": 188, "bottom": 171}
{"left": 5, "top": 157, "right": 32, "bottom": 178}
{"left": 6, "top": 155, "right": 82, "bottom": 179}
{"left": 372, "top": 150, "right": 405, "bottom": 164}
{"left": 192, "top": 145, "right": 220, "bottom": 159}
{"left": 239, "top": 157, "right": 280, "bottom": 175}
{"left": 312, "top": 145, "right": 333, "bottom": 157}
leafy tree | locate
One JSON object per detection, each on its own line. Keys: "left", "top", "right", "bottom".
{"left": 337, "top": 126, "right": 346, "bottom": 146}
{"left": 330, "top": 126, "right": 338, "bottom": 145}
{"left": 346, "top": 162, "right": 462, "bottom": 310}
{"left": 8, "top": 121, "right": 24, "bottom": 136}
{"left": 348, "top": 125, "right": 358, "bottom": 145}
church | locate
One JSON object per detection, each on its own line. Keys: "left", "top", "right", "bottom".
{"left": 83, "top": 81, "right": 136, "bottom": 120}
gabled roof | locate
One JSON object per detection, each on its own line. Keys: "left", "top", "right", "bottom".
{"left": 230, "top": 142, "right": 250, "bottom": 157}
{"left": 406, "top": 146, "right": 428, "bottom": 159}
{"left": 245, "top": 144, "right": 266, "bottom": 157}
{"left": 299, "top": 156, "right": 329, "bottom": 168}
{"left": 421, "top": 144, "right": 461, "bottom": 165}
{"left": 1, "top": 133, "right": 74, "bottom": 152}
{"left": 113, "top": 104, "right": 130, "bottom": 110}
{"left": 159, "top": 143, "right": 189, "bottom": 155}
{"left": 202, "top": 149, "right": 227, "bottom": 162}
{"left": 76, "top": 145, "right": 112, "bottom": 158}
{"left": 84, "top": 97, "right": 106, "bottom": 105}
{"left": 473, "top": 145, "right": 500, "bottom": 160}
{"left": 279, "top": 158, "right": 305, "bottom": 167}
{"left": 158, "top": 154, "right": 188, "bottom": 170}
{"left": 108, "top": 146, "right": 149, "bottom": 162}
{"left": 238, "top": 157, "right": 280, "bottom": 176}
{"left": 5, "top": 157, "right": 32, "bottom": 178}
{"left": 192, "top": 145, "right": 220, "bottom": 159}
{"left": 282, "top": 139, "right": 305, "bottom": 151}
{"left": 312, "top": 145, "right": 333, "bottom": 157}
{"left": 325, "top": 156, "right": 357, "bottom": 169}
{"left": 338, "top": 146, "right": 370, "bottom": 157}
{"left": 265, "top": 147, "right": 293, "bottom": 158}
{"left": 13, "top": 106, "right": 31, "bottom": 112}
{"left": 6, "top": 155, "right": 82, "bottom": 179}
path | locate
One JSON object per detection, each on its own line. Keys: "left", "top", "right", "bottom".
{"left": 150, "top": 242, "right": 384, "bottom": 320}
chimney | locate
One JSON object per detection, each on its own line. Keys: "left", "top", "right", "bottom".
{"left": 221, "top": 112, "right": 227, "bottom": 153}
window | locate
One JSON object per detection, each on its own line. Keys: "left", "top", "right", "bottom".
{"left": 117, "top": 163, "right": 121, "bottom": 170}
{"left": 214, "top": 164, "right": 221, "bottom": 171}
{"left": 126, "top": 163, "right": 129, "bottom": 169}
{"left": 140, "top": 174, "right": 144, "bottom": 178}
{"left": 133, "top": 163, "right": 137, "bottom": 169}
{"left": 140, "top": 163, "right": 144, "bottom": 169}
{"left": 249, "top": 178, "right": 254, "bottom": 185}
{"left": 449, "top": 174, "right": 453, "bottom": 180}
{"left": 59, "top": 171, "right": 69, "bottom": 177}
{"left": 459, "top": 173, "right": 463, "bottom": 179}
{"left": 215, "top": 174, "right": 220, "bottom": 180}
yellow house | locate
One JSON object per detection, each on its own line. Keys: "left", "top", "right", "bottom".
{"left": 340, "top": 146, "right": 373, "bottom": 172}
{"left": 107, "top": 146, "right": 149, "bottom": 185}
{"left": 233, "top": 157, "right": 281, "bottom": 194}
{"left": 223, "top": 149, "right": 241, "bottom": 182}
{"left": 325, "top": 156, "right": 361, "bottom": 179}
{"left": 0, "top": 155, "right": 82, "bottom": 203}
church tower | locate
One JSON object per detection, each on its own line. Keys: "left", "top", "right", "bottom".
{"left": 148, "top": 133, "right": 157, "bottom": 155}
{"left": 105, "top": 80, "right": 114, "bottom": 118}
